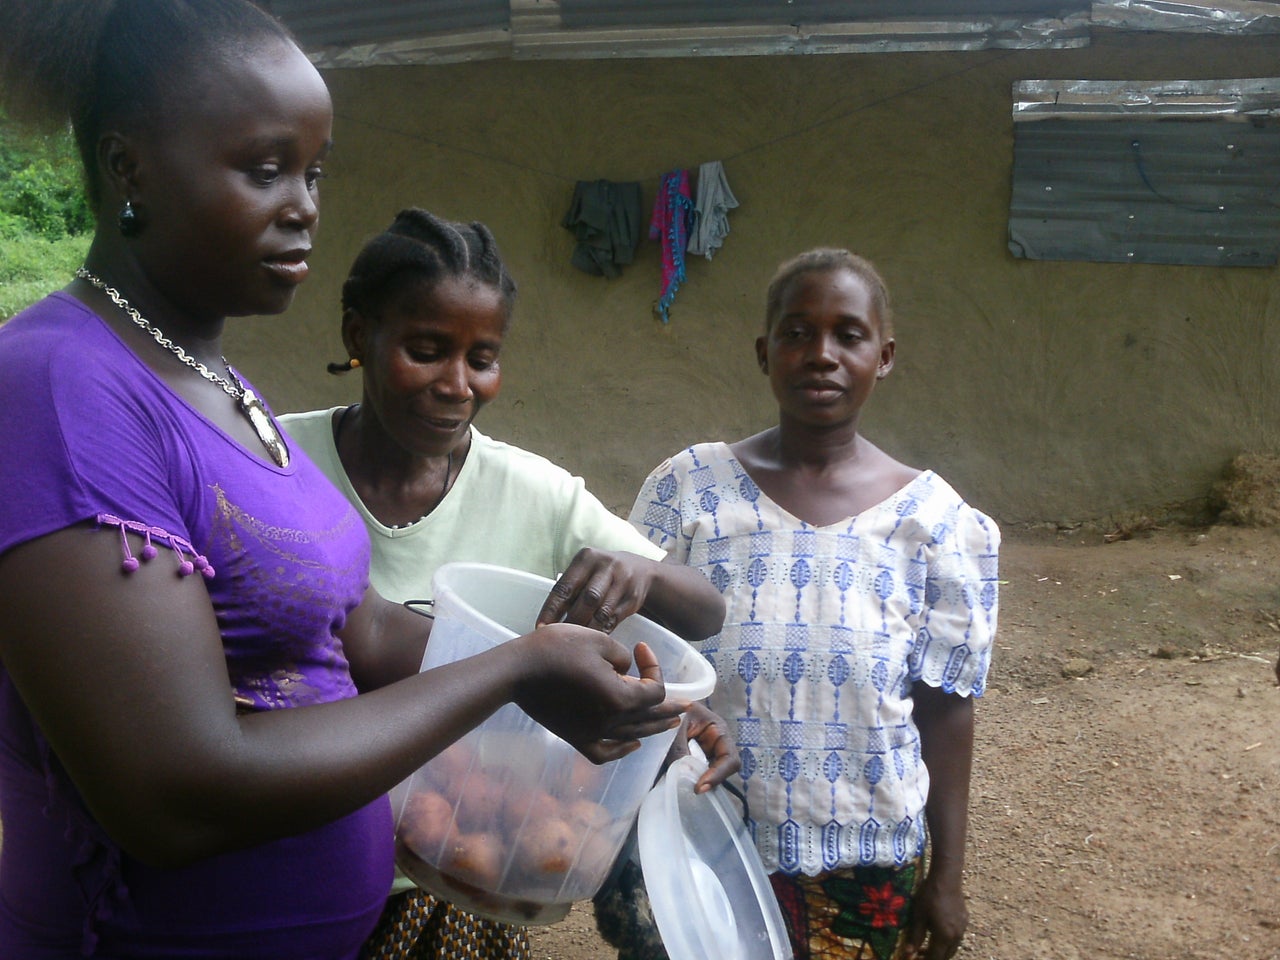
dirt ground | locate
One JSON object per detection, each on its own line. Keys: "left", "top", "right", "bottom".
{"left": 528, "top": 522, "right": 1280, "bottom": 960}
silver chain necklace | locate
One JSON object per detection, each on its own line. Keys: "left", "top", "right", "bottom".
{"left": 75, "top": 267, "right": 290, "bottom": 468}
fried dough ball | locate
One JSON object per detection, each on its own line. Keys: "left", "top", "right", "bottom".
{"left": 398, "top": 789, "right": 455, "bottom": 856}
{"left": 441, "top": 831, "right": 505, "bottom": 888}
{"left": 564, "top": 798, "right": 611, "bottom": 832}
{"left": 502, "top": 787, "right": 563, "bottom": 837}
{"left": 452, "top": 771, "right": 508, "bottom": 832}
{"left": 513, "top": 817, "right": 579, "bottom": 875}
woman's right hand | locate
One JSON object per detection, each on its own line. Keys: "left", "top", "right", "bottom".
{"left": 507, "top": 630, "right": 684, "bottom": 764}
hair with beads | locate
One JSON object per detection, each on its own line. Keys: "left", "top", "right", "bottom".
{"left": 763, "top": 248, "right": 894, "bottom": 339}
{"left": 0, "top": 0, "right": 292, "bottom": 207}
{"left": 340, "top": 208, "right": 518, "bottom": 329}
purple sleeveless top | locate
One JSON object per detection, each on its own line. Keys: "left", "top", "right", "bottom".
{"left": 0, "top": 293, "right": 392, "bottom": 958}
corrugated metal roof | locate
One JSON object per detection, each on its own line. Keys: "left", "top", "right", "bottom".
{"left": 1009, "top": 108, "right": 1280, "bottom": 266}
{"left": 556, "top": 1, "right": 1084, "bottom": 28}
{"left": 507, "top": 13, "right": 1091, "bottom": 61}
{"left": 282, "top": 2, "right": 1280, "bottom": 67}
{"left": 1014, "top": 77, "right": 1280, "bottom": 120}
{"left": 263, "top": 0, "right": 508, "bottom": 48}
{"left": 1092, "top": 0, "right": 1280, "bottom": 34}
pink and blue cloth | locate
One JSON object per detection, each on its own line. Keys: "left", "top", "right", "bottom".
{"left": 649, "top": 169, "right": 694, "bottom": 323}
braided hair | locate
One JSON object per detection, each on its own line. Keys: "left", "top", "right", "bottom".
{"left": 0, "top": 0, "right": 292, "bottom": 207}
{"left": 763, "top": 248, "right": 894, "bottom": 338}
{"left": 338, "top": 208, "right": 518, "bottom": 353}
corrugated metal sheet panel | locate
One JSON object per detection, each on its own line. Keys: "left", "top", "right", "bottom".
{"left": 557, "top": 1, "right": 1085, "bottom": 28}
{"left": 1008, "top": 118, "right": 1280, "bottom": 266}
{"left": 284, "top": 2, "right": 1279, "bottom": 67}
{"left": 508, "top": 0, "right": 1091, "bottom": 60}
{"left": 295, "top": 0, "right": 1092, "bottom": 66}
{"left": 301, "top": 30, "right": 513, "bottom": 67}
{"left": 1015, "top": 78, "right": 1280, "bottom": 120}
{"left": 508, "top": 13, "right": 1090, "bottom": 60}
{"left": 1092, "top": 0, "right": 1280, "bottom": 34}
{"left": 264, "top": 0, "right": 508, "bottom": 48}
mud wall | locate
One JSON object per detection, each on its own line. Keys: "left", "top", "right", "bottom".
{"left": 225, "top": 31, "right": 1280, "bottom": 526}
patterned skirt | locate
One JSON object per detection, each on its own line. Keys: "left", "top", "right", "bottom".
{"left": 359, "top": 889, "right": 530, "bottom": 960}
{"left": 769, "top": 859, "right": 924, "bottom": 960}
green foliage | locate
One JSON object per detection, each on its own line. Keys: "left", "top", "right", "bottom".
{"left": 0, "top": 231, "right": 90, "bottom": 320}
{"left": 0, "top": 123, "right": 92, "bottom": 239}
{"left": 1, "top": 158, "right": 93, "bottom": 239}
{"left": 0, "top": 120, "right": 93, "bottom": 319}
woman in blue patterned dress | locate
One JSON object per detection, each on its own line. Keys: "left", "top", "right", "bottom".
{"left": 629, "top": 249, "right": 1000, "bottom": 960}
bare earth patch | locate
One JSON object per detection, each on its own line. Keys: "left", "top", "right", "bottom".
{"left": 529, "top": 524, "right": 1280, "bottom": 960}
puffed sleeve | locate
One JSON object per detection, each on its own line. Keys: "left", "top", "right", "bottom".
{"left": 908, "top": 502, "right": 1000, "bottom": 697}
{"left": 627, "top": 456, "right": 691, "bottom": 565}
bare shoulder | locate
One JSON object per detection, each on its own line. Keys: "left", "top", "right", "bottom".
{"left": 861, "top": 440, "right": 921, "bottom": 494}
{"left": 728, "top": 429, "right": 775, "bottom": 470}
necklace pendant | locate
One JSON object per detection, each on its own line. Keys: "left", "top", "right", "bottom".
{"left": 239, "top": 387, "right": 290, "bottom": 468}
{"left": 74, "top": 269, "right": 291, "bottom": 468}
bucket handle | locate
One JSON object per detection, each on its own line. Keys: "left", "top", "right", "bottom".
{"left": 722, "top": 780, "right": 751, "bottom": 827}
{"left": 403, "top": 598, "right": 434, "bottom": 620}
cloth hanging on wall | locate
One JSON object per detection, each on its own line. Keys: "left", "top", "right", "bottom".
{"left": 648, "top": 169, "right": 693, "bottom": 323}
{"left": 687, "top": 160, "right": 738, "bottom": 260}
{"left": 561, "top": 179, "right": 644, "bottom": 278}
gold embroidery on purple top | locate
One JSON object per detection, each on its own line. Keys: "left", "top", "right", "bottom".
{"left": 207, "top": 485, "right": 365, "bottom": 710}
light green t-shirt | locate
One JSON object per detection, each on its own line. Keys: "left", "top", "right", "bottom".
{"left": 280, "top": 407, "right": 664, "bottom": 605}
{"left": 281, "top": 408, "right": 666, "bottom": 898}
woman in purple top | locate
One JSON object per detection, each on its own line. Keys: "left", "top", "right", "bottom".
{"left": 0, "top": 3, "right": 686, "bottom": 957}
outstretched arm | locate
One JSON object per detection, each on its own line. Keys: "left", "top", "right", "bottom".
{"left": 536, "top": 550, "right": 738, "bottom": 785}
{"left": 904, "top": 682, "right": 975, "bottom": 960}
{"left": 537, "top": 547, "right": 725, "bottom": 641}
{"left": 0, "top": 527, "right": 678, "bottom": 869}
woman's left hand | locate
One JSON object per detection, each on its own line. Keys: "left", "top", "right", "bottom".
{"left": 902, "top": 870, "right": 968, "bottom": 959}
{"left": 682, "top": 700, "right": 740, "bottom": 793}
{"left": 537, "top": 548, "right": 654, "bottom": 633}
{"left": 537, "top": 548, "right": 726, "bottom": 644}
{"left": 653, "top": 699, "right": 740, "bottom": 794}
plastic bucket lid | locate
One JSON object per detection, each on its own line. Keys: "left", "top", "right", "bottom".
{"left": 429, "top": 561, "right": 715, "bottom": 701}
{"left": 638, "top": 750, "right": 793, "bottom": 960}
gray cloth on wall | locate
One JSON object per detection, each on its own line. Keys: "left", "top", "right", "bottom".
{"left": 561, "top": 179, "right": 644, "bottom": 278}
{"left": 687, "top": 160, "right": 738, "bottom": 259}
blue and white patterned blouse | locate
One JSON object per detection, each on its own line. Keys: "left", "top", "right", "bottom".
{"left": 629, "top": 442, "right": 1000, "bottom": 876}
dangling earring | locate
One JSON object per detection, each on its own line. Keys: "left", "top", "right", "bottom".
{"left": 326, "top": 357, "right": 362, "bottom": 375}
{"left": 117, "top": 200, "right": 141, "bottom": 237}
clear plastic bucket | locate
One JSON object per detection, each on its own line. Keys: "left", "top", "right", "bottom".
{"left": 393, "top": 562, "right": 716, "bottom": 924}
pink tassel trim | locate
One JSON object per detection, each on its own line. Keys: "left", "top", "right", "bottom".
{"left": 96, "top": 513, "right": 215, "bottom": 578}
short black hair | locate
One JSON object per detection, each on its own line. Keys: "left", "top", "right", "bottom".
{"left": 764, "top": 248, "right": 894, "bottom": 338}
